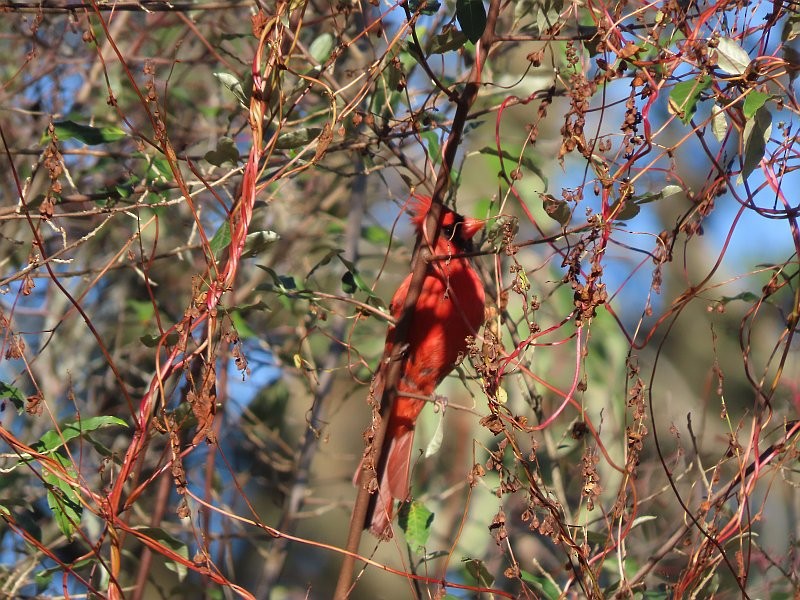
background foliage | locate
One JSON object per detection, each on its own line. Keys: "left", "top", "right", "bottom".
{"left": 1, "top": 0, "right": 799, "bottom": 598}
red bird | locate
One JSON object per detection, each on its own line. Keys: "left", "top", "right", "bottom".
{"left": 359, "top": 195, "right": 485, "bottom": 539}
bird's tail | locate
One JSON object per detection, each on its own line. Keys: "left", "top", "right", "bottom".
{"left": 357, "top": 424, "right": 415, "bottom": 539}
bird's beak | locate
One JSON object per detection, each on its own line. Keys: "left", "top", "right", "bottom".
{"left": 460, "top": 217, "right": 483, "bottom": 240}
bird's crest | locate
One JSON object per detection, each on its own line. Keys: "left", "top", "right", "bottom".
{"left": 408, "top": 194, "right": 434, "bottom": 229}
{"left": 409, "top": 194, "right": 459, "bottom": 228}
{"left": 407, "top": 193, "right": 482, "bottom": 244}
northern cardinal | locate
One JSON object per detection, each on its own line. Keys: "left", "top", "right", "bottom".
{"left": 358, "top": 194, "right": 485, "bottom": 539}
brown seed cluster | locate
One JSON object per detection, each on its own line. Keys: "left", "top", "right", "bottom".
{"left": 580, "top": 446, "right": 602, "bottom": 511}
{"left": 4, "top": 333, "right": 25, "bottom": 360}
{"left": 651, "top": 229, "right": 673, "bottom": 298}
{"left": 625, "top": 376, "right": 648, "bottom": 475}
{"left": 25, "top": 391, "right": 44, "bottom": 416}
{"left": 558, "top": 42, "right": 597, "bottom": 162}
{"left": 621, "top": 85, "right": 644, "bottom": 160}
{"left": 225, "top": 327, "right": 250, "bottom": 378}
{"left": 187, "top": 363, "right": 218, "bottom": 444}
{"left": 562, "top": 226, "right": 607, "bottom": 323}
{"left": 41, "top": 124, "right": 64, "bottom": 220}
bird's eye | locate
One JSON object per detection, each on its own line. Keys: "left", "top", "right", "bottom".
{"left": 442, "top": 224, "right": 455, "bottom": 238}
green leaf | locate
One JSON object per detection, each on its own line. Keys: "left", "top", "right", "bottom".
{"left": 520, "top": 570, "right": 561, "bottom": 599}
{"left": 419, "top": 550, "right": 450, "bottom": 563}
{"left": 248, "top": 379, "right": 290, "bottom": 428}
{"left": 306, "top": 248, "right": 338, "bottom": 278}
{"left": 364, "top": 225, "right": 390, "bottom": 245}
{"left": 584, "top": 529, "right": 610, "bottom": 544}
{"left": 43, "top": 452, "right": 82, "bottom": 540}
{"left": 229, "top": 310, "right": 258, "bottom": 339}
{"left": 513, "top": 0, "right": 536, "bottom": 28}
{"left": 274, "top": 127, "right": 323, "bottom": 149}
{"left": 337, "top": 255, "right": 383, "bottom": 301}
{"left": 424, "top": 411, "right": 444, "bottom": 458}
{"left": 429, "top": 28, "right": 468, "bottom": 54}
{"left": 227, "top": 299, "right": 271, "bottom": 315}
{"left": 462, "top": 557, "right": 494, "bottom": 587}
{"left": 668, "top": 76, "right": 711, "bottom": 124}
{"left": 204, "top": 137, "right": 240, "bottom": 167}
{"left": 309, "top": 33, "right": 334, "bottom": 64}
{"left": 782, "top": 13, "right": 800, "bottom": 42}
{"left": 36, "top": 416, "right": 127, "bottom": 454}
{"left": 609, "top": 197, "right": 640, "bottom": 221}
{"left": 49, "top": 120, "right": 126, "bottom": 146}
{"left": 126, "top": 299, "right": 156, "bottom": 323}
{"left": 341, "top": 271, "right": 357, "bottom": 294}
{"left": 577, "top": 23, "right": 600, "bottom": 56}
{"left": 214, "top": 71, "right": 249, "bottom": 107}
{"left": 370, "top": 68, "right": 400, "bottom": 115}
{"left": 209, "top": 220, "right": 232, "bottom": 259}
{"left": 255, "top": 265, "right": 298, "bottom": 292}
{"left": 719, "top": 291, "right": 760, "bottom": 305}
{"left": 35, "top": 566, "right": 54, "bottom": 589}
{"left": 739, "top": 106, "right": 772, "bottom": 183}
{"left": 134, "top": 527, "right": 189, "bottom": 581}
{"left": 0, "top": 381, "right": 25, "bottom": 414}
{"left": 381, "top": 56, "right": 404, "bottom": 94}
{"left": 487, "top": 216, "right": 518, "bottom": 254}
{"left": 14, "top": 510, "right": 42, "bottom": 548}
{"left": 515, "top": 0, "right": 567, "bottom": 37}
{"left": 147, "top": 155, "right": 173, "bottom": 181}
{"left": 241, "top": 230, "right": 280, "bottom": 259}
{"left": 783, "top": 45, "right": 800, "bottom": 84}
{"left": 657, "top": 185, "right": 682, "bottom": 200}
{"left": 409, "top": 0, "right": 441, "bottom": 15}
{"left": 456, "top": 0, "right": 487, "bottom": 44}
{"left": 36, "top": 557, "right": 94, "bottom": 590}
{"left": 537, "top": 0, "right": 565, "bottom": 38}
{"left": 630, "top": 514, "right": 659, "bottom": 529}
{"left": 541, "top": 194, "right": 570, "bottom": 226}
{"left": 628, "top": 184, "right": 682, "bottom": 207}
{"left": 714, "top": 37, "right": 751, "bottom": 75}
{"left": 398, "top": 501, "right": 434, "bottom": 553}
{"left": 140, "top": 332, "right": 180, "bottom": 348}
{"left": 711, "top": 105, "right": 728, "bottom": 142}
{"left": 114, "top": 184, "right": 133, "bottom": 199}
{"left": 421, "top": 131, "right": 441, "bottom": 164}
{"left": 743, "top": 91, "right": 771, "bottom": 120}
{"left": 405, "top": 39, "right": 425, "bottom": 65}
